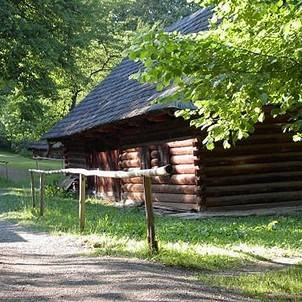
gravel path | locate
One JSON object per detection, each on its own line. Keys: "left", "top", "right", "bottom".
{"left": 0, "top": 220, "right": 256, "bottom": 302}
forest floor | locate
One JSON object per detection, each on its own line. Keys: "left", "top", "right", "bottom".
{"left": 0, "top": 219, "right": 257, "bottom": 302}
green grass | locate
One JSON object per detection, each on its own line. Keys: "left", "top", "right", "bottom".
{"left": 0, "top": 148, "right": 63, "bottom": 170}
{"left": 199, "top": 264, "right": 302, "bottom": 301}
{"left": 0, "top": 178, "right": 301, "bottom": 299}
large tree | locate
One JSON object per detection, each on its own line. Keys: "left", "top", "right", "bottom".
{"left": 0, "top": 0, "right": 196, "bottom": 147}
{"left": 129, "top": 0, "right": 302, "bottom": 150}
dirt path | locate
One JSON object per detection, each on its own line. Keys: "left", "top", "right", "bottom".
{"left": 0, "top": 220, "right": 256, "bottom": 302}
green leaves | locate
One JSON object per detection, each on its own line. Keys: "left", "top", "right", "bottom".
{"left": 129, "top": 1, "right": 302, "bottom": 148}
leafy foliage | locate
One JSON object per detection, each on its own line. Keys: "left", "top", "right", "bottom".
{"left": 0, "top": 0, "right": 195, "bottom": 148}
{"left": 129, "top": 0, "right": 302, "bottom": 149}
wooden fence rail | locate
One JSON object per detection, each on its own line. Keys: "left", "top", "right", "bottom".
{"left": 29, "top": 165, "right": 172, "bottom": 253}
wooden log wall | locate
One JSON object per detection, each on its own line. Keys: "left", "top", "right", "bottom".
{"left": 120, "top": 139, "right": 199, "bottom": 211}
{"left": 195, "top": 121, "right": 302, "bottom": 210}
{"left": 87, "top": 149, "right": 121, "bottom": 201}
{"left": 64, "top": 142, "right": 87, "bottom": 169}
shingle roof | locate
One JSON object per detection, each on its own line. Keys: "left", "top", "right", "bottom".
{"left": 43, "top": 7, "right": 212, "bottom": 140}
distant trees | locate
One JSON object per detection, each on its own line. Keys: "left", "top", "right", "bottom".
{"left": 0, "top": 0, "right": 195, "bottom": 148}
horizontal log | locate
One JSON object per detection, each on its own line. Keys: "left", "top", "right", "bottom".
{"left": 120, "top": 151, "right": 140, "bottom": 160}
{"left": 206, "top": 190, "right": 302, "bottom": 207}
{"left": 207, "top": 180, "right": 302, "bottom": 197}
{"left": 171, "top": 155, "right": 195, "bottom": 165}
{"left": 169, "top": 146, "right": 194, "bottom": 155}
{"left": 236, "top": 133, "right": 292, "bottom": 145}
{"left": 122, "top": 177, "right": 142, "bottom": 184}
{"left": 205, "top": 171, "right": 302, "bottom": 186}
{"left": 123, "top": 147, "right": 140, "bottom": 152}
{"left": 198, "top": 142, "right": 302, "bottom": 157}
{"left": 120, "top": 159, "right": 140, "bottom": 168}
{"left": 150, "top": 150, "right": 159, "bottom": 159}
{"left": 153, "top": 202, "right": 197, "bottom": 212}
{"left": 151, "top": 159, "right": 159, "bottom": 167}
{"left": 122, "top": 192, "right": 198, "bottom": 204}
{"left": 122, "top": 184, "right": 197, "bottom": 194}
{"left": 203, "top": 151, "right": 302, "bottom": 167}
{"left": 29, "top": 165, "right": 173, "bottom": 178}
{"left": 122, "top": 174, "right": 196, "bottom": 185}
{"left": 119, "top": 132, "right": 194, "bottom": 150}
{"left": 153, "top": 174, "right": 196, "bottom": 185}
{"left": 207, "top": 200, "right": 302, "bottom": 211}
{"left": 167, "top": 139, "right": 194, "bottom": 148}
{"left": 172, "top": 164, "right": 196, "bottom": 174}
{"left": 206, "top": 161, "right": 302, "bottom": 177}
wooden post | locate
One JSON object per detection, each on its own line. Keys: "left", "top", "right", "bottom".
{"left": 79, "top": 174, "right": 86, "bottom": 232}
{"left": 141, "top": 146, "right": 158, "bottom": 253}
{"left": 30, "top": 171, "right": 36, "bottom": 208}
{"left": 143, "top": 176, "right": 158, "bottom": 253}
{"left": 39, "top": 173, "right": 45, "bottom": 216}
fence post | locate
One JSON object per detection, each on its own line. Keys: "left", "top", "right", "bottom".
{"left": 79, "top": 174, "right": 86, "bottom": 232}
{"left": 39, "top": 173, "right": 45, "bottom": 216}
{"left": 30, "top": 171, "right": 36, "bottom": 208}
{"left": 143, "top": 175, "right": 158, "bottom": 253}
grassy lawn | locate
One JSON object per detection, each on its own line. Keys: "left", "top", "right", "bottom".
{"left": 0, "top": 148, "right": 63, "bottom": 170}
{"left": 0, "top": 177, "right": 301, "bottom": 301}
{"left": 199, "top": 264, "right": 302, "bottom": 302}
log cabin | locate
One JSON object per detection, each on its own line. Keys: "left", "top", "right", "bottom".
{"left": 42, "top": 8, "right": 302, "bottom": 212}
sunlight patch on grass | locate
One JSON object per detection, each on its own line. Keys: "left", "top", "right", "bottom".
{"left": 88, "top": 234, "right": 246, "bottom": 271}
{"left": 198, "top": 264, "right": 302, "bottom": 301}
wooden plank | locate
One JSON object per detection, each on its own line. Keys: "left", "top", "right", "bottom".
{"left": 39, "top": 173, "right": 45, "bottom": 216}
{"left": 79, "top": 174, "right": 86, "bottom": 232}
